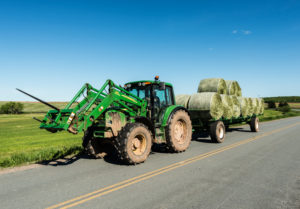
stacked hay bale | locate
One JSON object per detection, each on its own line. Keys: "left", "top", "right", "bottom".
{"left": 220, "top": 94, "right": 233, "bottom": 119}
{"left": 258, "top": 98, "right": 264, "bottom": 114}
{"left": 176, "top": 77, "right": 263, "bottom": 121}
{"left": 188, "top": 92, "right": 223, "bottom": 120}
{"left": 252, "top": 98, "right": 260, "bottom": 115}
{"left": 247, "top": 98, "right": 254, "bottom": 116}
{"left": 230, "top": 96, "right": 241, "bottom": 118}
{"left": 198, "top": 78, "right": 227, "bottom": 94}
{"left": 175, "top": 94, "right": 191, "bottom": 109}
{"left": 238, "top": 97, "right": 249, "bottom": 117}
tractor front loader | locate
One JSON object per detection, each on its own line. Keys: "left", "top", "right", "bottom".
{"left": 18, "top": 77, "right": 192, "bottom": 164}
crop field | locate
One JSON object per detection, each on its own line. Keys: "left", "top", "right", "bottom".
{"left": 288, "top": 103, "right": 300, "bottom": 109}
{"left": 0, "top": 113, "right": 82, "bottom": 168}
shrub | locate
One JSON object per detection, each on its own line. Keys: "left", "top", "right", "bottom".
{"left": 277, "top": 105, "right": 291, "bottom": 113}
{"left": 278, "top": 101, "right": 289, "bottom": 107}
{"left": 0, "top": 102, "right": 24, "bottom": 114}
{"left": 267, "top": 101, "right": 276, "bottom": 108}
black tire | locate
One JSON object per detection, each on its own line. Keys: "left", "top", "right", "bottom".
{"left": 115, "top": 123, "right": 152, "bottom": 164}
{"left": 250, "top": 117, "right": 259, "bottom": 132}
{"left": 210, "top": 121, "right": 225, "bottom": 143}
{"left": 166, "top": 110, "right": 192, "bottom": 152}
{"left": 82, "top": 128, "right": 111, "bottom": 158}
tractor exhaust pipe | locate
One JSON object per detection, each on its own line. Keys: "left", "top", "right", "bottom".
{"left": 16, "top": 88, "right": 60, "bottom": 111}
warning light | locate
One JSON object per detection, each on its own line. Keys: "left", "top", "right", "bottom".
{"left": 155, "top": 76, "right": 159, "bottom": 81}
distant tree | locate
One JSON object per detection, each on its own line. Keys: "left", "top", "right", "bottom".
{"left": 267, "top": 101, "right": 276, "bottom": 109}
{"left": 0, "top": 102, "right": 24, "bottom": 114}
{"left": 278, "top": 101, "right": 289, "bottom": 107}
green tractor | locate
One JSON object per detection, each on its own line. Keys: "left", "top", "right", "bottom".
{"left": 18, "top": 76, "right": 192, "bottom": 164}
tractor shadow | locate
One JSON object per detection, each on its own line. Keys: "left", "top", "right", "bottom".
{"left": 40, "top": 152, "right": 91, "bottom": 166}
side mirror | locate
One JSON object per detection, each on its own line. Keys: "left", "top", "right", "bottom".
{"left": 159, "top": 82, "right": 166, "bottom": 90}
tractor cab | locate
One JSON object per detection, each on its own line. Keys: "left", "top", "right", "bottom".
{"left": 124, "top": 76, "right": 175, "bottom": 121}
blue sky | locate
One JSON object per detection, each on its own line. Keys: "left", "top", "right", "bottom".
{"left": 0, "top": 0, "right": 299, "bottom": 101}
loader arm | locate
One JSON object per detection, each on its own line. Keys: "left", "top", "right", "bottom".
{"left": 40, "top": 79, "right": 147, "bottom": 134}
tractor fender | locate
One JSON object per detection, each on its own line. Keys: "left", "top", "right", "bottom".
{"left": 161, "top": 105, "right": 190, "bottom": 127}
{"left": 134, "top": 116, "right": 155, "bottom": 137}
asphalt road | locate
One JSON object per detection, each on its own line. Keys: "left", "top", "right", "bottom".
{"left": 1, "top": 117, "right": 300, "bottom": 209}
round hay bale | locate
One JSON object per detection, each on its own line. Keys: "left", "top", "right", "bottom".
{"left": 247, "top": 98, "right": 254, "bottom": 116}
{"left": 225, "top": 80, "right": 237, "bottom": 95}
{"left": 252, "top": 98, "right": 260, "bottom": 115}
{"left": 197, "top": 78, "right": 227, "bottom": 94}
{"left": 175, "top": 94, "right": 191, "bottom": 108}
{"left": 238, "top": 97, "right": 249, "bottom": 117}
{"left": 231, "top": 95, "right": 241, "bottom": 118}
{"left": 236, "top": 82, "right": 242, "bottom": 97}
{"left": 220, "top": 94, "right": 233, "bottom": 119}
{"left": 258, "top": 98, "right": 265, "bottom": 114}
{"left": 188, "top": 92, "right": 223, "bottom": 120}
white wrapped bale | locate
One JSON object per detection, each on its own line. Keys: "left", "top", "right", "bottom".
{"left": 188, "top": 92, "right": 224, "bottom": 120}
{"left": 220, "top": 94, "right": 233, "bottom": 119}
{"left": 197, "top": 78, "right": 227, "bottom": 95}
{"left": 231, "top": 95, "right": 241, "bottom": 118}
{"left": 175, "top": 94, "right": 191, "bottom": 108}
{"left": 238, "top": 97, "right": 249, "bottom": 117}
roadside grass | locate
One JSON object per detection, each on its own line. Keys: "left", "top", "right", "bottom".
{"left": 258, "top": 109, "right": 300, "bottom": 122}
{"left": 0, "top": 114, "right": 82, "bottom": 168}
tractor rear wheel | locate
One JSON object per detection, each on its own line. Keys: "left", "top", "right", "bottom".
{"left": 210, "top": 121, "right": 225, "bottom": 143}
{"left": 250, "top": 117, "right": 259, "bottom": 132}
{"left": 116, "top": 123, "right": 152, "bottom": 164}
{"left": 166, "top": 110, "right": 192, "bottom": 152}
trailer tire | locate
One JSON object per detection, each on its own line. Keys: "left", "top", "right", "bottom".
{"left": 166, "top": 110, "right": 192, "bottom": 152}
{"left": 210, "top": 121, "right": 225, "bottom": 143}
{"left": 250, "top": 117, "right": 259, "bottom": 132}
{"left": 116, "top": 123, "right": 152, "bottom": 165}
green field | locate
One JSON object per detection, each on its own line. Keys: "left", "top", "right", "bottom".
{"left": 1, "top": 107, "right": 300, "bottom": 168}
{"left": 0, "top": 101, "right": 68, "bottom": 113}
{"left": 0, "top": 113, "right": 82, "bottom": 168}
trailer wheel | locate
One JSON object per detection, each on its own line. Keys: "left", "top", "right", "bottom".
{"left": 250, "top": 117, "right": 259, "bottom": 132}
{"left": 116, "top": 123, "right": 152, "bottom": 164}
{"left": 166, "top": 110, "right": 192, "bottom": 152}
{"left": 82, "top": 128, "right": 109, "bottom": 158}
{"left": 210, "top": 121, "right": 225, "bottom": 143}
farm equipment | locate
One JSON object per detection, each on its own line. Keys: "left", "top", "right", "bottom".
{"left": 17, "top": 76, "right": 261, "bottom": 164}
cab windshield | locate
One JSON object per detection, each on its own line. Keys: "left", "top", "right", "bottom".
{"left": 127, "top": 85, "right": 151, "bottom": 100}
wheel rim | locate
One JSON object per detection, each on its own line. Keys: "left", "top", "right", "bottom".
{"left": 218, "top": 126, "right": 224, "bottom": 139}
{"left": 255, "top": 119, "right": 259, "bottom": 130}
{"left": 131, "top": 134, "right": 147, "bottom": 156}
{"left": 174, "top": 120, "right": 187, "bottom": 144}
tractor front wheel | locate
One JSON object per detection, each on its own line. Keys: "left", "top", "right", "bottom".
{"left": 116, "top": 123, "right": 152, "bottom": 164}
{"left": 166, "top": 110, "right": 192, "bottom": 152}
{"left": 82, "top": 128, "right": 110, "bottom": 158}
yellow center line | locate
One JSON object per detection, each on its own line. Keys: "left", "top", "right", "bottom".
{"left": 46, "top": 122, "right": 300, "bottom": 209}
